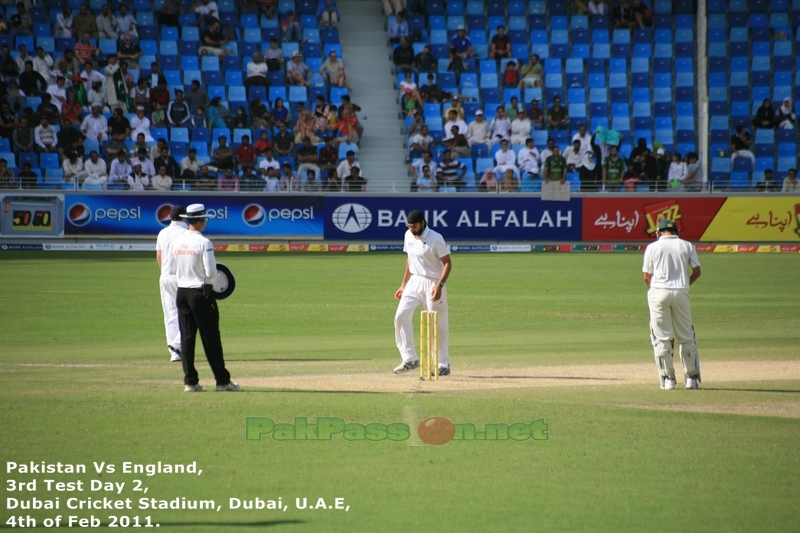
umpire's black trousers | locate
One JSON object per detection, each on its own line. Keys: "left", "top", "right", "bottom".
{"left": 177, "top": 287, "right": 231, "bottom": 386}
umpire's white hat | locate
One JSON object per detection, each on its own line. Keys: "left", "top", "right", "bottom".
{"left": 181, "top": 204, "right": 211, "bottom": 219}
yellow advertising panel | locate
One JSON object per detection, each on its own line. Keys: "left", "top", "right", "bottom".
{"left": 701, "top": 198, "right": 800, "bottom": 242}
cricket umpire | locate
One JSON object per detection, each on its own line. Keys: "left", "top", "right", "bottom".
{"left": 642, "top": 219, "right": 702, "bottom": 390}
{"left": 156, "top": 204, "right": 187, "bottom": 362}
{"left": 393, "top": 210, "right": 452, "bottom": 376}
{"left": 173, "top": 204, "right": 239, "bottom": 392}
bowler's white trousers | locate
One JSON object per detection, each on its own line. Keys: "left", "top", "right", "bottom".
{"left": 647, "top": 287, "right": 693, "bottom": 346}
{"left": 394, "top": 274, "right": 450, "bottom": 367}
{"left": 160, "top": 274, "right": 181, "bottom": 349}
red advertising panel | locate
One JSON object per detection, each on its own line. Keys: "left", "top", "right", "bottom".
{"left": 582, "top": 197, "right": 727, "bottom": 241}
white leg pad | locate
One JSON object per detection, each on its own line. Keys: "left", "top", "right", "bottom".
{"left": 651, "top": 327, "right": 675, "bottom": 378}
{"left": 679, "top": 341, "right": 701, "bottom": 382}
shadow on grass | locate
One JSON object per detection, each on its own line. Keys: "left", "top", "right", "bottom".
{"left": 156, "top": 520, "right": 304, "bottom": 528}
{"left": 469, "top": 375, "right": 623, "bottom": 381}
{"left": 243, "top": 389, "right": 390, "bottom": 395}
{"left": 703, "top": 387, "right": 800, "bottom": 394}
{"left": 228, "top": 358, "right": 363, "bottom": 362}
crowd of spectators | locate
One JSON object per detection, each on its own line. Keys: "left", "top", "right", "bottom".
{"left": 0, "top": 0, "right": 370, "bottom": 192}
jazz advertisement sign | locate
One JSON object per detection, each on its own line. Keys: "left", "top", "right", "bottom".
{"left": 64, "top": 195, "right": 324, "bottom": 237}
{"left": 324, "top": 196, "right": 582, "bottom": 241}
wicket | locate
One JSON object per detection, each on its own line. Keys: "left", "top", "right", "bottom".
{"left": 419, "top": 311, "right": 438, "bottom": 381}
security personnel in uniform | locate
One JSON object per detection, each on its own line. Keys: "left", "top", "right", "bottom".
{"left": 173, "top": 203, "right": 239, "bottom": 392}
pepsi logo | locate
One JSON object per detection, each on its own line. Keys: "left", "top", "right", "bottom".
{"left": 68, "top": 204, "right": 91, "bottom": 226}
{"left": 156, "top": 204, "right": 174, "bottom": 226}
{"left": 243, "top": 204, "right": 266, "bottom": 227}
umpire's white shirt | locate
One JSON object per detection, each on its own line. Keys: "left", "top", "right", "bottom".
{"left": 404, "top": 226, "right": 448, "bottom": 279}
{"left": 642, "top": 235, "right": 700, "bottom": 289}
{"left": 174, "top": 230, "right": 218, "bottom": 288}
{"left": 156, "top": 221, "right": 187, "bottom": 276}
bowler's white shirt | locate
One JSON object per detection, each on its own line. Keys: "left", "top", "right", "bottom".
{"left": 156, "top": 221, "right": 187, "bottom": 276}
{"left": 175, "top": 229, "right": 217, "bottom": 288}
{"left": 642, "top": 235, "right": 700, "bottom": 290}
{"left": 404, "top": 226, "right": 448, "bottom": 279}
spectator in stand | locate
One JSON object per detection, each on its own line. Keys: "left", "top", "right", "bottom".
{"left": 180, "top": 148, "right": 203, "bottom": 183}
{"left": 0, "top": 101, "right": 17, "bottom": 140}
{"left": 612, "top": 0, "right": 636, "bottom": 29}
{"left": 189, "top": 105, "right": 207, "bottom": 128}
{"left": 543, "top": 146, "right": 568, "bottom": 184}
{"left": 502, "top": 60, "right": 519, "bottom": 88}
{"left": 399, "top": 71, "right": 423, "bottom": 108}
{"left": 118, "top": 35, "right": 142, "bottom": 72}
{"left": 0, "top": 158, "right": 16, "bottom": 188}
{"left": 281, "top": 10, "right": 302, "bottom": 42}
{"left": 465, "top": 110, "right": 491, "bottom": 147}
{"left": 245, "top": 52, "right": 270, "bottom": 90}
{"left": 631, "top": 0, "right": 653, "bottom": 29}
{"left": 132, "top": 147, "right": 156, "bottom": 178}
{"left": 37, "top": 94, "right": 61, "bottom": 125}
{"left": 80, "top": 62, "right": 104, "bottom": 91}
{"left": 34, "top": 117, "right": 58, "bottom": 154}
{"left": 781, "top": 168, "right": 800, "bottom": 192}
{"left": 589, "top": 0, "right": 609, "bottom": 15}
{"left": 241, "top": 167, "right": 265, "bottom": 191}
{"left": 258, "top": 148, "right": 280, "bottom": 179}
{"left": 255, "top": 130, "right": 272, "bottom": 156}
{"left": 416, "top": 164, "right": 438, "bottom": 192}
{"left": 667, "top": 152, "right": 685, "bottom": 189}
{"left": 46, "top": 75, "right": 67, "bottom": 105}
{"left": 83, "top": 151, "right": 108, "bottom": 188}
{"left": 273, "top": 123, "right": 295, "bottom": 157}
{"left": 525, "top": 99, "right": 544, "bottom": 131}
{"left": 62, "top": 150, "right": 88, "bottom": 187}
{"left": 195, "top": 165, "right": 218, "bottom": 190}
{"left": 318, "top": 137, "right": 339, "bottom": 174}
{"left": 323, "top": 167, "right": 342, "bottom": 191}
{"left": 318, "top": 0, "right": 340, "bottom": 28}
{"left": 510, "top": 112, "right": 532, "bottom": 145}
{"left": 754, "top": 168, "right": 779, "bottom": 192}
{"left": 130, "top": 79, "right": 150, "bottom": 113}
{"left": 145, "top": 61, "right": 167, "bottom": 88}
{"left": 494, "top": 139, "right": 517, "bottom": 170}
{"left": 17, "top": 62, "right": 44, "bottom": 99}
{"left": 12, "top": 115, "right": 34, "bottom": 154}
{"left": 130, "top": 106, "right": 153, "bottom": 141}
{"left": 149, "top": 80, "right": 171, "bottom": 111}
{"left": 60, "top": 91, "right": 82, "bottom": 127}
{"left": 97, "top": 5, "right": 119, "bottom": 40}
{"left": 116, "top": 5, "right": 138, "bottom": 40}
{"left": 53, "top": 50, "right": 80, "bottom": 83}
{"left": 630, "top": 137, "right": 650, "bottom": 162}
{"left": 336, "top": 150, "right": 360, "bottom": 181}
{"left": 18, "top": 162, "right": 37, "bottom": 189}
{"left": 335, "top": 106, "right": 360, "bottom": 145}
{"left": 563, "top": 139, "right": 583, "bottom": 172}
{"left": 74, "top": 34, "right": 100, "bottom": 70}
{"left": 443, "top": 109, "right": 468, "bottom": 140}
{"left": 518, "top": 138, "right": 540, "bottom": 177}
{"left": 382, "top": 0, "right": 405, "bottom": 16}
{"left": 118, "top": 61, "right": 135, "bottom": 91}
{"left": 393, "top": 36, "right": 416, "bottom": 74}
{"left": 505, "top": 96, "right": 522, "bottom": 121}
{"left": 9, "top": 2, "right": 33, "bottom": 37}
{"left": 730, "top": 125, "right": 755, "bottom": 168}
{"left": 154, "top": 146, "right": 180, "bottom": 179}
{"left": 104, "top": 131, "right": 127, "bottom": 161}
{"left": 388, "top": 11, "right": 408, "bottom": 44}
{"left": 74, "top": 4, "right": 98, "bottom": 40}
{"left": 217, "top": 168, "right": 240, "bottom": 191}
{"left": 259, "top": 0, "right": 278, "bottom": 20}
{"left": 409, "top": 124, "right": 435, "bottom": 159}
{"left": 499, "top": 168, "right": 519, "bottom": 192}
{"left": 682, "top": 153, "right": 703, "bottom": 191}
{"left": 489, "top": 106, "right": 511, "bottom": 145}
{"left": 263, "top": 37, "right": 284, "bottom": 72}
{"left": 236, "top": 135, "right": 257, "bottom": 173}
{"left": 344, "top": 165, "right": 367, "bottom": 192}
{"left": 279, "top": 163, "right": 301, "bottom": 191}
{"left": 410, "top": 151, "right": 437, "bottom": 182}
{"left": 0, "top": 44, "right": 19, "bottom": 83}
{"left": 192, "top": 0, "right": 220, "bottom": 29}
{"left": 602, "top": 145, "right": 626, "bottom": 188}
{"left": 490, "top": 26, "right": 511, "bottom": 60}
{"left": 450, "top": 26, "right": 473, "bottom": 61}
{"left": 539, "top": 138, "right": 557, "bottom": 167}
{"left": 547, "top": 96, "right": 570, "bottom": 130}
{"left": 320, "top": 50, "right": 348, "bottom": 89}
{"left": 15, "top": 45, "right": 33, "bottom": 75}
{"left": 442, "top": 125, "right": 469, "bottom": 159}
{"left": 518, "top": 54, "right": 543, "bottom": 89}
{"left": 186, "top": 80, "right": 210, "bottom": 112}
{"left": 33, "top": 47, "right": 53, "bottom": 81}
{"left": 776, "top": 99, "right": 796, "bottom": 130}
{"left": 287, "top": 51, "right": 312, "bottom": 87}
{"left": 5, "top": 80, "right": 25, "bottom": 112}
{"left": 151, "top": 165, "right": 173, "bottom": 191}
{"left": 109, "top": 150, "right": 132, "bottom": 185}
{"left": 437, "top": 150, "right": 467, "bottom": 191}
{"left": 107, "top": 108, "right": 130, "bottom": 143}
{"left": 167, "top": 90, "right": 191, "bottom": 127}
{"left": 55, "top": 7, "right": 75, "bottom": 38}
{"left": 81, "top": 104, "right": 108, "bottom": 142}
{"left": 199, "top": 20, "right": 230, "bottom": 59}
{"left": 572, "top": 124, "right": 591, "bottom": 155}
{"left": 570, "top": 0, "right": 589, "bottom": 14}
{"left": 644, "top": 148, "right": 668, "bottom": 191}
{"left": 296, "top": 136, "right": 321, "bottom": 178}
{"left": 211, "top": 136, "right": 234, "bottom": 171}
{"left": 415, "top": 45, "right": 436, "bottom": 74}
{"left": 301, "top": 169, "right": 320, "bottom": 191}
{"left": 127, "top": 163, "right": 150, "bottom": 190}
{"left": 752, "top": 99, "right": 776, "bottom": 130}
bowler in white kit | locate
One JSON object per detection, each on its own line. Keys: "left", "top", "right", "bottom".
{"left": 155, "top": 205, "right": 187, "bottom": 362}
{"left": 393, "top": 210, "right": 452, "bottom": 376}
{"left": 642, "top": 219, "right": 702, "bottom": 390}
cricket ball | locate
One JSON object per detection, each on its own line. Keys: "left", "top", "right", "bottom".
{"left": 417, "top": 417, "right": 456, "bottom": 445}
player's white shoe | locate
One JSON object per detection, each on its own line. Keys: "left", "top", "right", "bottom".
{"left": 685, "top": 377, "right": 698, "bottom": 390}
{"left": 184, "top": 384, "right": 203, "bottom": 392}
{"left": 662, "top": 377, "right": 676, "bottom": 390}
{"left": 216, "top": 382, "right": 240, "bottom": 391}
{"left": 169, "top": 345, "right": 181, "bottom": 362}
{"left": 393, "top": 360, "right": 420, "bottom": 374}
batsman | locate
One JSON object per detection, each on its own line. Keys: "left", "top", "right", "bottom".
{"left": 642, "top": 219, "right": 702, "bottom": 390}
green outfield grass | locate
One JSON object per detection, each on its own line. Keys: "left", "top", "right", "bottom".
{"left": 1, "top": 252, "right": 799, "bottom": 532}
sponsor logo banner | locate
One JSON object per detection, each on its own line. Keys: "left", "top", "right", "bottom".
{"left": 370, "top": 244, "right": 405, "bottom": 252}
{"left": 583, "top": 197, "right": 726, "bottom": 241}
{"left": 490, "top": 244, "right": 532, "bottom": 252}
{"left": 450, "top": 245, "right": 492, "bottom": 252}
{"left": 64, "top": 195, "right": 324, "bottom": 237}
{"left": 324, "top": 197, "right": 582, "bottom": 241}
{"left": 0, "top": 243, "right": 43, "bottom": 250}
{"left": 700, "top": 198, "right": 800, "bottom": 242}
